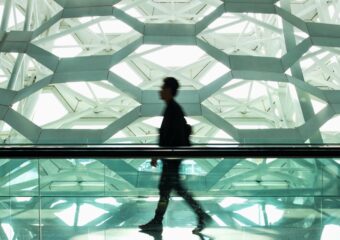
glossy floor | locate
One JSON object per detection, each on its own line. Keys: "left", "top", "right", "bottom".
{"left": 1, "top": 196, "right": 339, "bottom": 240}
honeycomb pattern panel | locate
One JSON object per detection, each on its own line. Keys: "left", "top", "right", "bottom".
{"left": 115, "top": 0, "right": 223, "bottom": 24}
{"left": 286, "top": 0, "right": 340, "bottom": 25}
{"left": 199, "top": 12, "right": 290, "bottom": 57}
{"left": 32, "top": 16, "right": 142, "bottom": 58}
{"left": 0, "top": 0, "right": 62, "bottom": 31}
{"left": 0, "top": 0, "right": 340, "bottom": 144}
{"left": 0, "top": 53, "right": 53, "bottom": 91}
{"left": 110, "top": 43, "right": 231, "bottom": 89}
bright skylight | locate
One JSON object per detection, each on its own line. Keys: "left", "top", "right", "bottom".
{"left": 211, "top": 214, "right": 227, "bottom": 226}
{"left": 32, "top": 92, "right": 68, "bottom": 126}
{"left": 66, "top": 82, "right": 93, "bottom": 98}
{"left": 112, "top": 130, "right": 127, "bottom": 138}
{"left": 235, "top": 204, "right": 265, "bottom": 225}
{"left": 115, "top": 2, "right": 217, "bottom": 23}
{"left": 235, "top": 203, "right": 283, "bottom": 226}
{"left": 208, "top": 15, "right": 254, "bottom": 34}
{"left": 143, "top": 117, "right": 163, "bottom": 128}
{"left": 219, "top": 197, "right": 247, "bottom": 208}
{"left": 311, "top": 98, "right": 327, "bottom": 114}
{"left": 92, "top": 20, "right": 132, "bottom": 34}
{"left": 134, "top": 44, "right": 162, "bottom": 54}
{"left": 95, "top": 197, "right": 122, "bottom": 207}
{"left": 7, "top": 169, "right": 37, "bottom": 186}
{"left": 208, "top": 129, "right": 234, "bottom": 143}
{"left": 71, "top": 124, "right": 107, "bottom": 130}
{"left": 0, "top": 122, "right": 11, "bottom": 132}
{"left": 1, "top": 223, "right": 14, "bottom": 240}
{"left": 224, "top": 80, "right": 268, "bottom": 100}
{"left": 125, "top": 8, "right": 144, "bottom": 20}
{"left": 15, "top": 197, "right": 32, "bottom": 202}
{"left": 233, "top": 122, "right": 271, "bottom": 129}
{"left": 51, "top": 200, "right": 67, "bottom": 208}
{"left": 110, "top": 62, "right": 144, "bottom": 86}
{"left": 66, "top": 82, "right": 119, "bottom": 100}
{"left": 55, "top": 204, "right": 77, "bottom": 226}
{"left": 4, "top": 5, "right": 25, "bottom": 29}
{"left": 185, "top": 117, "right": 199, "bottom": 125}
{"left": 265, "top": 205, "right": 284, "bottom": 224}
{"left": 52, "top": 35, "right": 82, "bottom": 58}
{"left": 321, "top": 224, "right": 340, "bottom": 240}
{"left": 142, "top": 116, "right": 199, "bottom": 128}
{"left": 78, "top": 204, "right": 108, "bottom": 226}
{"left": 0, "top": 68, "right": 7, "bottom": 83}
{"left": 89, "top": 82, "right": 119, "bottom": 100}
{"left": 207, "top": 13, "right": 282, "bottom": 35}
{"left": 138, "top": 45, "right": 206, "bottom": 68}
{"left": 320, "top": 115, "right": 340, "bottom": 132}
{"left": 80, "top": 17, "right": 133, "bottom": 34}
{"left": 199, "top": 62, "right": 230, "bottom": 86}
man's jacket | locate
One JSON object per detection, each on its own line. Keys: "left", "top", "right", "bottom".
{"left": 159, "top": 99, "right": 190, "bottom": 147}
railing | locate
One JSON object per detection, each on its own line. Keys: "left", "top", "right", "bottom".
{"left": 1, "top": 145, "right": 339, "bottom": 239}
{"left": 2, "top": 144, "right": 340, "bottom": 158}
{"left": 1, "top": 145, "right": 340, "bottom": 197}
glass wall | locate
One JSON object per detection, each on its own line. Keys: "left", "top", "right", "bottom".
{"left": 0, "top": 157, "right": 339, "bottom": 239}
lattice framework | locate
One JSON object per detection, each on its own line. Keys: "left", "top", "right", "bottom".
{"left": 1, "top": 1, "right": 340, "bottom": 239}
{"left": 0, "top": 0, "right": 340, "bottom": 144}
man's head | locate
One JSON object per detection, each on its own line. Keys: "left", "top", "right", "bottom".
{"left": 160, "top": 77, "right": 179, "bottom": 102}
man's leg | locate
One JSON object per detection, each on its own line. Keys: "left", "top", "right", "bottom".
{"left": 174, "top": 179, "right": 211, "bottom": 233}
{"left": 139, "top": 166, "right": 172, "bottom": 231}
{"left": 153, "top": 177, "right": 171, "bottom": 222}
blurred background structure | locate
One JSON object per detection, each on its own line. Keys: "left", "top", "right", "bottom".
{"left": 1, "top": 1, "right": 340, "bottom": 239}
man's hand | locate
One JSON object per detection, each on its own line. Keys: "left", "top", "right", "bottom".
{"left": 151, "top": 158, "right": 158, "bottom": 167}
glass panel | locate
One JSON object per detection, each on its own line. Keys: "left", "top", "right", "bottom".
{"left": 40, "top": 197, "right": 106, "bottom": 240}
{"left": 0, "top": 197, "right": 40, "bottom": 240}
{"left": 0, "top": 159, "right": 38, "bottom": 197}
{"left": 0, "top": 157, "right": 339, "bottom": 239}
{"left": 322, "top": 159, "right": 340, "bottom": 196}
{"left": 0, "top": 159, "right": 10, "bottom": 196}
{"left": 39, "top": 159, "right": 105, "bottom": 196}
{"left": 9, "top": 159, "right": 39, "bottom": 197}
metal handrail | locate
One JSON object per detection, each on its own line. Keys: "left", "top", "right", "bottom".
{"left": 1, "top": 144, "right": 340, "bottom": 158}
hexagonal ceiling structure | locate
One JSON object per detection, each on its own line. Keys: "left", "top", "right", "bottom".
{"left": 1, "top": 0, "right": 340, "bottom": 144}
{"left": 2, "top": 2, "right": 340, "bottom": 239}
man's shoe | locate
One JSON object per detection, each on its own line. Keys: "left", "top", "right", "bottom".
{"left": 139, "top": 219, "right": 163, "bottom": 232}
{"left": 192, "top": 213, "right": 212, "bottom": 234}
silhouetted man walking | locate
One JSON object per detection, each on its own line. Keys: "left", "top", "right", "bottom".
{"left": 139, "top": 77, "right": 210, "bottom": 234}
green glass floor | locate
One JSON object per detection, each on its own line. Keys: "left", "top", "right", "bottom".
{"left": 1, "top": 196, "right": 340, "bottom": 239}
{"left": 1, "top": 157, "right": 340, "bottom": 239}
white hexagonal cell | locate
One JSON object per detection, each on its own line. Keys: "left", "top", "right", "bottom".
{"left": 281, "top": 0, "right": 340, "bottom": 25}
{"left": 300, "top": 46, "right": 340, "bottom": 90}
{"left": 0, "top": 53, "right": 53, "bottom": 90}
{"left": 17, "top": 80, "right": 139, "bottom": 129}
{"left": 110, "top": 44, "right": 230, "bottom": 89}
{"left": 0, "top": 0, "right": 62, "bottom": 31}
{"left": 202, "top": 79, "right": 327, "bottom": 129}
{"left": 0, "top": 121, "right": 30, "bottom": 144}
{"left": 115, "top": 0, "right": 222, "bottom": 23}
{"left": 199, "top": 12, "right": 308, "bottom": 57}
{"left": 32, "top": 16, "right": 141, "bottom": 58}
{"left": 105, "top": 116, "right": 237, "bottom": 144}
{"left": 320, "top": 115, "right": 340, "bottom": 143}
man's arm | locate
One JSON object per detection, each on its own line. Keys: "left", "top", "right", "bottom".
{"left": 151, "top": 158, "right": 158, "bottom": 167}
{"left": 162, "top": 106, "right": 183, "bottom": 146}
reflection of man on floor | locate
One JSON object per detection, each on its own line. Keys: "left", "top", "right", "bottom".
{"left": 139, "top": 77, "right": 210, "bottom": 234}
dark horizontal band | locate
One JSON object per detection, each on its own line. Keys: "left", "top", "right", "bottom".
{"left": 1, "top": 145, "right": 340, "bottom": 158}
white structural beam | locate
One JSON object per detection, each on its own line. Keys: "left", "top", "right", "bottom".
{"left": 0, "top": 0, "right": 340, "bottom": 145}
{"left": 0, "top": 0, "right": 12, "bottom": 31}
